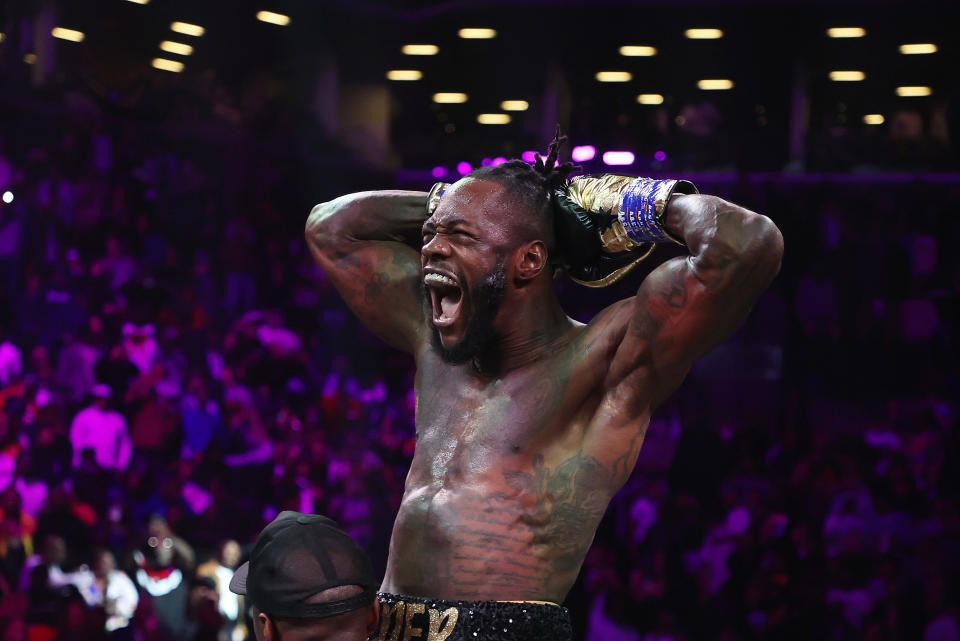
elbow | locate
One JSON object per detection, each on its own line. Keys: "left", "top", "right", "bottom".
{"left": 705, "top": 209, "right": 783, "bottom": 281}
{"left": 750, "top": 215, "right": 784, "bottom": 278}
{"left": 304, "top": 200, "right": 338, "bottom": 250}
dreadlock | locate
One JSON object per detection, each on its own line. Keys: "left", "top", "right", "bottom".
{"left": 467, "top": 126, "right": 580, "bottom": 262}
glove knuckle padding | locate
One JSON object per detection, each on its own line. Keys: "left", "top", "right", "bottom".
{"left": 552, "top": 173, "right": 696, "bottom": 288}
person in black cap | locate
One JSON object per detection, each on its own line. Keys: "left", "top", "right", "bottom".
{"left": 229, "top": 511, "right": 380, "bottom": 641}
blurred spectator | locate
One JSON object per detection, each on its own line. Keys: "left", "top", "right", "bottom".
{"left": 68, "top": 384, "right": 132, "bottom": 472}
{"left": 90, "top": 549, "right": 139, "bottom": 638}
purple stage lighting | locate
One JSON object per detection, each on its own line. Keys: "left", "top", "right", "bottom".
{"left": 456, "top": 161, "right": 472, "bottom": 175}
{"left": 431, "top": 166, "right": 448, "bottom": 178}
{"left": 492, "top": 156, "right": 507, "bottom": 166}
{"left": 654, "top": 150, "right": 667, "bottom": 162}
{"left": 521, "top": 151, "right": 538, "bottom": 162}
{"left": 602, "top": 151, "right": 635, "bottom": 166}
{"left": 481, "top": 157, "right": 492, "bottom": 167}
{"left": 571, "top": 145, "right": 596, "bottom": 162}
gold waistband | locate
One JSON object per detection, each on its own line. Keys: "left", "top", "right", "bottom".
{"left": 496, "top": 600, "right": 561, "bottom": 607}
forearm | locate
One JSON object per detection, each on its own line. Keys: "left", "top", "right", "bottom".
{"left": 305, "top": 190, "right": 428, "bottom": 248}
{"left": 663, "top": 194, "right": 783, "bottom": 277}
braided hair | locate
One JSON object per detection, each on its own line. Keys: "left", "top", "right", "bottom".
{"left": 467, "top": 127, "right": 580, "bottom": 263}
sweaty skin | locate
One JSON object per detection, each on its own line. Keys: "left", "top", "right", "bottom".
{"left": 305, "top": 178, "right": 783, "bottom": 603}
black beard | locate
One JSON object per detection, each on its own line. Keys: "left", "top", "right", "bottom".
{"left": 428, "top": 260, "right": 507, "bottom": 366}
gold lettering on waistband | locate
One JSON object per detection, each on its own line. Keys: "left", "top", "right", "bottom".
{"left": 373, "top": 601, "right": 404, "bottom": 641}
{"left": 426, "top": 607, "right": 458, "bottom": 641}
{"left": 402, "top": 602, "right": 425, "bottom": 641}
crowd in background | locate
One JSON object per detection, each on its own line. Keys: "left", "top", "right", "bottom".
{"left": 0, "top": 98, "right": 957, "bottom": 641}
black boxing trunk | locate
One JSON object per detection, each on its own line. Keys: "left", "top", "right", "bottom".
{"left": 373, "top": 593, "right": 572, "bottom": 641}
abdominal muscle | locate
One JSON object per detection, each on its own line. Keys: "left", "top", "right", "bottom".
{"left": 381, "top": 468, "right": 604, "bottom": 603}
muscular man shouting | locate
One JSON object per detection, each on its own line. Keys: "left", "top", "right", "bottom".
{"left": 305, "top": 136, "right": 783, "bottom": 641}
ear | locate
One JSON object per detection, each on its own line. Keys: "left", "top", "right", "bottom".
{"left": 258, "top": 612, "right": 274, "bottom": 641}
{"left": 514, "top": 240, "right": 549, "bottom": 282}
{"left": 366, "top": 599, "right": 380, "bottom": 636}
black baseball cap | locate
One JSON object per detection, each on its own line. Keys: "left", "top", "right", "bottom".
{"left": 229, "top": 511, "right": 377, "bottom": 618}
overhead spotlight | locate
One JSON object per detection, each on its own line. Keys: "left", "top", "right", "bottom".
{"left": 602, "top": 151, "right": 635, "bottom": 166}
{"left": 500, "top": 100, "right": 528, "bottom": 111}
{"left": 619, "top": 45, "right": 657, "bottom": 56}
{"left": 571, "top": 145, "right": 597, "bottom": 162}
{"left": 827, "top": 27, "right": 866, "bottom": 38}
{"left": 456, "top": 161, "right": 472, "bottom": 175}
{"left": 896, "top": 86, "right": 932, "bottom": 97}
{"left": 2, "top": 191, "right": 13, "bottom": 204}
{"left": 0, "top": 33, "right": 5, "bottom": 43}
{"left": 477, "top": 113, "right": 511, "bottom": 124}
{"left": 51, "top": 27, "right": 85, "bottom": 42}
{"left": 654, "top": 150, "right": 667, "bottom": 162}
{"left": 492, "top": 157, "right": 507, "bottom": 165}
{"left": 124, "top": 0, "right": 150, "bottom": 4}
{"left": 685, "top": 28, "right": 723, "bottom": 39}
{"left": 171, "top": 22, "right": 204, "bottom": 37}
{"left": 521, "top": 151, "right": 538, "bottom": 162}
{"left": 863, "top": 114, "right": 884, "bottom": 125}
{"left": 386, "top": 70, "right": 422, "bottom": 81}
{"left": 458, "top": 28, "right": 496, "bottom": 39}
{"left": 431, "top": 166, "right": 448, "bottom": 178}
{"left": 402, "top": 44, "right": 439, "bottom": 55}
{"left": 433, "top": 93, "right": 468, "bottom": 103}
{"left": 637, "top": 93, "right": 664, "bottom": 104}
{"left": 256, "top": 11, "right": 290, "bottom": 26}
{"left": 697, "top": 78, "right": 734, "bottom": 90}
{"left": 160, "top": 41, "right": 193, "bottom": 55}
{"left": 899, "top": 43, "right": 937, "bottom": 54}
{"left": 829, "top": 70, "right": 865, "bottom": 81}
{"left": 152, "top": 58, "right": 184, "bottom": 72}
{"left": 23, "top": 53, "right": 36, "bottom": 64}
{"left": 596, "top": 71, "right": 632, "bottom": 82}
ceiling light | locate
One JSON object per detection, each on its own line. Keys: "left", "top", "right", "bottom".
{"left": 863, "top": 114, "right": 884, "bottom": 125}
{"left": 896, "top": 86, "right": 932, "bottom": 97}
{"left": 637, "top": 93, "right": 664, "bottom": 104}
{"left": 51, "top": 27, "right": 84, "bottom": 42}
{"left": 477, "top": 113, "right": 511, "bottom": 124}
{"left": 402, "top": 44, "right": 439, "bottom": 55}
{"left": 386, "top": 70, "right": 422, "bottom": 81}
{"left": 433, "top": 93, "right": 468, "bottom": 103}
{"left": 152, "top": 58, "right": 184, "bottom": 73}
{"left": 829, "top": 70, "right": 865, "bottom": 81}
{"left": 619, "top": 45, "right": 657, "bottom": 56}
{"left": 827, "top": 27, "right": 866, "bottom": 38}
{"left": 256, "top": 11, "right": 290, "bottom": 26}
{"left": 171, "top": 22, "right": 204, "bottom": 37}
{"left": 899, "top": 43, "right": 937, "bottom": 54}
{"left": 124, "top": 0, "right": 150, "bottom": 4}
{"left": 23, "top": 53, "right": 36, "bottom": 64}
{"left": 159, "top": 41, "right": 193, "bottom": 55}
{"left": 602, "top": 151, "right": 635, "bottom": 166}
{"left": 0, "top": 33, "right": 5, "bottom": 43}
{"left": 596, "top": 71, "right": 632, "bottom": 82}
{"left": 571, "top": 145, "right": 596, "bottom": 162}
{"left": 500, "top": 100, "right": 528, "bottom": 111}
{"left": 458, "top": 28, "right": 496, "bottom": 39}
{"left": 685, "top": 28, "right": 723, "bottom": 39}
{"left": 697, "top": 79, "right": 734, "bottom": 90}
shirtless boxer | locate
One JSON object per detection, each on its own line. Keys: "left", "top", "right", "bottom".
{"left": 305, "top": 134, "right": 783, "bottom": 640}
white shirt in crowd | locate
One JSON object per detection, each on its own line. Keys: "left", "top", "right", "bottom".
{"left": 69, "top": 404, "right": 133, "bottom": 471}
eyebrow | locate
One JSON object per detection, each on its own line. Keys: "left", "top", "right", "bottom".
{"left": 423, "top": 218, "right": 471, "bottom": 231}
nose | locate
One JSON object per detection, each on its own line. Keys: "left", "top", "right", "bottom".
{"left": 421, "top": 232, "right": 451, "bottom": 259}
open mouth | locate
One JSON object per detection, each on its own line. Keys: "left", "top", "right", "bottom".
{"left": 424, "top": 271, "right": 463, "bottom": 327}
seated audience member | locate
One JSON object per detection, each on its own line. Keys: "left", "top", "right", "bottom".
{"left": 229, "top": 512, "right": 379, "bottom": 641}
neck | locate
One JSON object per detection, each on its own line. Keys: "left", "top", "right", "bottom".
{"left": 477, "top": 284, "right": 573, "bottom": 376}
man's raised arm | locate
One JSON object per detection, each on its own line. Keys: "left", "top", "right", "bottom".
{"left": 607, "top": 193, "right": 784, "bottom": 407}
{"left": 305, "top": 191, "right": 429, "bottom": 354}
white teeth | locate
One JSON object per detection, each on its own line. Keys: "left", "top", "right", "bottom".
{"left": 424, "top": 272, "right": 457, "bottom": 287}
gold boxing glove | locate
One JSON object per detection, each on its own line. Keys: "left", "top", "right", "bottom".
{"left": 553, "top": 174, "right": 698, "bottom": 287}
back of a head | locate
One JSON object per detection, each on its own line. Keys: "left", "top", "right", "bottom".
{"left": 262, "top": 586, "right": 376, "bottom": 641}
